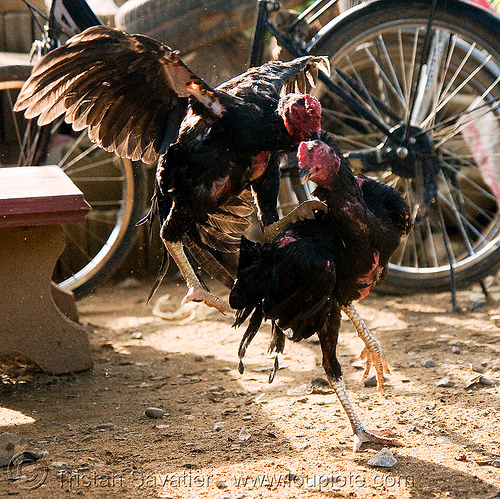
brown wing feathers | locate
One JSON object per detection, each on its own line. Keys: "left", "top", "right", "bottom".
{"left": 196, "top": 191, "right": 254, "bottom": 253}
{"left": 14, "top": 26, "right": 219, "bottom": 164}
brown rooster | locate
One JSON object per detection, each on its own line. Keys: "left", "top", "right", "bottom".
{"left": 14, "top": 25, "right": 329, "bottom": 312}
{"left": 230, "top": 138, "right": 411, "bottom": 451}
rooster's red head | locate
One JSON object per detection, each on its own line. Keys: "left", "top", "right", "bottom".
{"left": 278, "top": 94, "right": 321, "bottom": 143}
{"left": 297, "top": 140, "right": 341, "bottom": 188}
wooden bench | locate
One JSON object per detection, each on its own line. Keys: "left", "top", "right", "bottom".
{"left": 0, "top": 166, "right": 93, "bottom": 374}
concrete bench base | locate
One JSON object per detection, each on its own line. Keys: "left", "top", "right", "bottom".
{"left": 0, "top": 225, "right": 93, "bottom": 373}
{"left": 0, "top": 166, "right": 92, "bottom": 374}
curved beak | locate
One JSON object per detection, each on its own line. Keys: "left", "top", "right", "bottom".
{"left": 299, "top": 168, "right": 311, "bottom": 185}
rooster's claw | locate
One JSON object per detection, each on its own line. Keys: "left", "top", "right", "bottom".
{"left": 182, "top": 286, "right": 233, "bottom": 314}
{"left": 264, "top": 200, "right": 328, "bottom": 240}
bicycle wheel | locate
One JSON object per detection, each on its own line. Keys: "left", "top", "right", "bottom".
{"left": 309, "top": 0, "right": 500, "bottom": 292}
{"left": 0, "top": 65, "right": 148, "bottom": 298}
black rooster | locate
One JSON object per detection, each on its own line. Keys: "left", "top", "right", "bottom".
{"left": 230, "top": 139, "right": 411, "bottom": 451}
{"left": 14, "top": 26, "right": 329, "bottom": 312}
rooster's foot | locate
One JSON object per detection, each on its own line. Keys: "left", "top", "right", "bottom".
{"left": 264, "top": 200, "right": 328, "bottom": 240}
{"left": 353, "top": 426, "right": 405, "bottom": 453}
{"left": 342, "top": 303, "right": 390, "bottom": 395}
{"left": 182, "top": 286, "right": 233, "bottom": 314}
{"left": 359, "top": 345, "right": 391, "bottom": 396}
{"left": 330, "top": 376, "right": 403, "bottom": 452}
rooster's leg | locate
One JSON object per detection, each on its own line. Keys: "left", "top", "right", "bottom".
{"left": 341, "top": 303, "right": 390, "bottom": 396}
{"left": 329, "top": 376, "right": 404, "bottom": 452}
{"left": 164, "top": 241, "right": 233, "bottom": 314}
{"left": 263, "top": 200, "right": 328, "bottom": 240}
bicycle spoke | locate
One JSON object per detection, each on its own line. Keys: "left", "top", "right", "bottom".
{"left": 440, "top": 155, "right": 499, "bottom": 204}
{"left": 397, "top": 29, "right": 409, "bottom": 105}
{"left": 438, "top": 170, "right": 475, "bottom": 255}
{"left": 423, "top": 214, "right": 440, "bottom": 267}
{"left": 341, "top": 57, "right": 386, "bottom": 122}
{"left": 437, "top": 190, "right": 486, "bottom": 243}
{"left": 449, "top": 181, "right": 495, "bottom": 225}
{"left": 423, "top": 54, "right": 492, "bottom": 132}
{"left": 58, "top": 133, "right": 97, "bottom": 170}
{"left": 363, "top": 44, "right": 406, "bottom": 112}
{"left": 377, "top": 33, "right": 407, "bottom": 113}
{"left": 434, "top": 91, "right": 500, "bottom": 149}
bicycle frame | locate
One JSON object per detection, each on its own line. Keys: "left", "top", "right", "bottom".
{"left": 250, "top": 0, "right": 397, "bottom": 140}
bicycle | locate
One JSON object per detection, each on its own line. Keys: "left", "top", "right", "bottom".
{"left": 249, "top": 0, "right": 500, "bottom": 295}
{"left": 0, "top": 0, "right": 148, "bottom": 298}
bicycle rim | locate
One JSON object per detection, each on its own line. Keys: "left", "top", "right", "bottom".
{"left": 0, "top": 73, "right": 146, "bottom": 297}
{"left": 313, "top": 7, "right": 500, "bottom": 291}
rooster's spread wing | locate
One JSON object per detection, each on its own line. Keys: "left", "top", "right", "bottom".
{"left": 14, "top": 26, "right": 224, "bottom": 163}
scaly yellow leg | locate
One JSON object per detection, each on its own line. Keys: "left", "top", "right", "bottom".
{"left": 165, "top": 241, "right": 233, "bottom": 314}
{"left": 329, "top": 376, "right": 404, "bottom": 452}
{"left": 263, "top": 200, "right": 328, "bottom": 240}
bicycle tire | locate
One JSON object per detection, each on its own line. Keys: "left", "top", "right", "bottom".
{"left": 306, "top": 0, "right": 500, "bottom": 293}
{"left": 0, "top": 65, "right": 148, "bottom": 298}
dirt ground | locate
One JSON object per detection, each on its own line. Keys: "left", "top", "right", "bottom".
{"left": 1, "top": 275, "right": 500, "bottom": 499}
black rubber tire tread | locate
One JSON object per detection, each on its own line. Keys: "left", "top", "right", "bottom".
{"left": 309, "top": 0, "right": 500, "bottom": 293}
{"left": 116, "top": 0, "right": 302, "bottom": 54}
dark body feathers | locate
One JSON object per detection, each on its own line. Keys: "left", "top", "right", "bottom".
{"left": 230, "top": 139, "right": 411, "bottom": 379}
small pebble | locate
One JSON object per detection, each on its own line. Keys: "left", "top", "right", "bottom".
{"left": 239, "top": 428, "right": 251, "bottom": 441}
{"left": 436, "top": 378, "right": 454, "bottom": 387}
{"left": 50, "top": 462, "right": 69, "bottom": 469}
{"left": 214, "top": 422, "right": 223, "bottom": 432}
{"left": 145, "top": 407, "right": 164, "bottom": 419}
{"left": 424, "top": 360, "right": 437, "bottom": 368}
{"left": 286, "top": 385, "right": 310, "bottom": 396}
{"left": 0, "top": 433, "right": 27, "bottom": 466}
{"left": 96, "top": 423, "right": 114, "bottom": 430}
{"left": 208, "top": 386, "right": 225, "bottom": 393}
{"left": 490, "top": 315, "right": 500, "bottom": 328}
{"left": 363, "top": 374, "right": 387, "bottom": 387}
{"left": 367, "top": 448, "right": 397, "bottom": 467}
{"left": 118, "top": 277, "right": 141, "bottom": 289}
{"left": 131, "top": 332, "right": 143, "bottom": 340}
{"left": 436, "top": 436, "right": 451, "bottom": 444}
{"left": 352, "top": 360, "right": 366, "bottom": 371}
{"left": 479, "top": 377, "right": 497, "bottom": 386}
{"left": 308, "top": 377, "right": 333, "bottom": 394}
{"left": 471, "top": 364, "right": 485, "bottom": 374}
{"left": 216, "top": 480, "right": 227, "bottom": 489}
{"left": 452, "top": 346, "right": 461, "bottom": 354}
